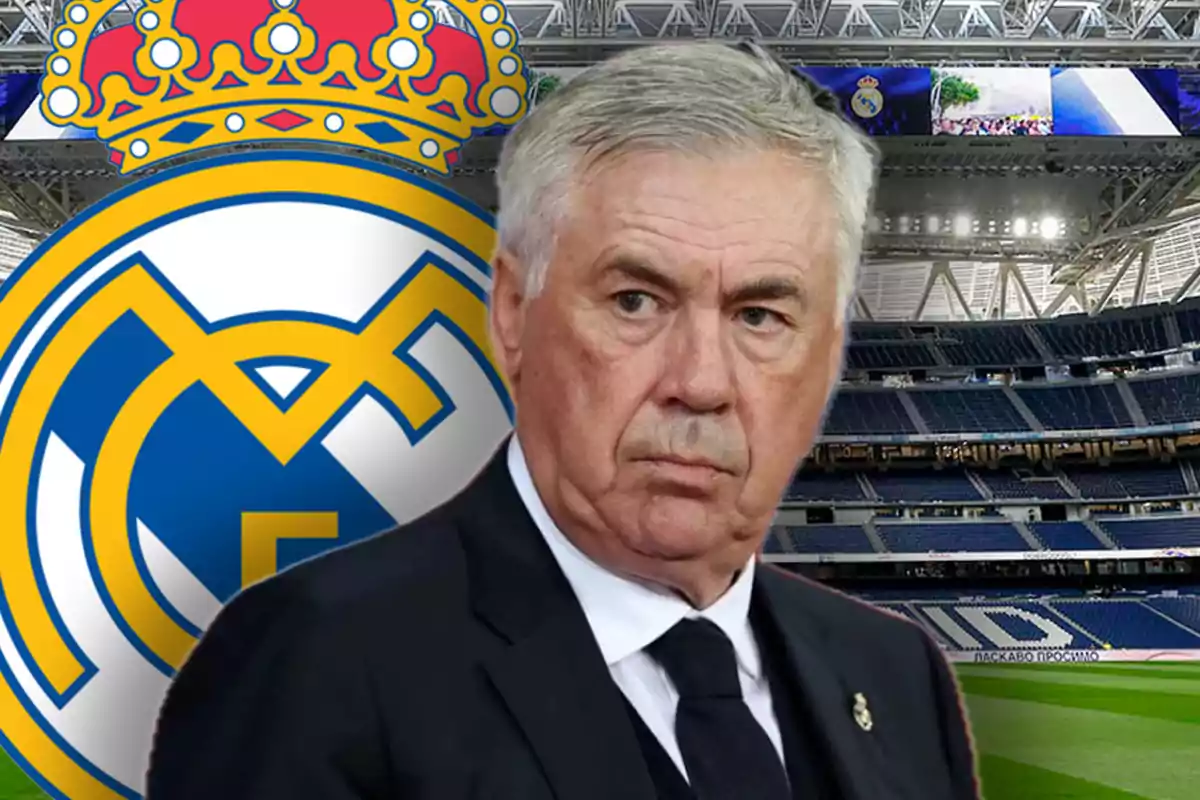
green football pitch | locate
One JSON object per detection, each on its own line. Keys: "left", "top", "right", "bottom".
{"left": 0, "top": 661, "right": 1195, "bottom": 799}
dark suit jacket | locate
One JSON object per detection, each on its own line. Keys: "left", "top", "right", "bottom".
{"left": 146, "top": 444, "right": 980, "bottom": 800}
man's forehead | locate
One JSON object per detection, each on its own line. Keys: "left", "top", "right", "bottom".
{"left": 578, "top": 149, "right": 832, "bottom": 223}
{"left": 564, "top": 150, "right": 838, "bottom": 276}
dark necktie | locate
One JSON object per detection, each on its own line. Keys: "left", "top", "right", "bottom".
{"left": 646, "top": 617, "right": 792, "bottom": 800}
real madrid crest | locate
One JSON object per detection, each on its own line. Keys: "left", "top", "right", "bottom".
{"left": 0, "top": 1, "right": 527, "bottom": 798}
{"left": 850, "top": 75, "right": 883, "bottom": 120}
{"left": 853, "top": 692, "right": 874, "bottom": 731}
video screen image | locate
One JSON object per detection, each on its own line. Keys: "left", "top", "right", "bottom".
{"left": 799, "top": 67, "right": 932, "bottom": 136}
{"left": 1051, "top": 67, "right": 1181, "bottom": 136}
{"left": 1179, "top": 70, "right": 1200, "bottom": 136}
{"left": 932, "top": 68, "right": 1053, "bottom": 136}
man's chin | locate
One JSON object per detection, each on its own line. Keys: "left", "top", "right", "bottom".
{"left": 622, "top": 498, "right": 732, "bottom": 561}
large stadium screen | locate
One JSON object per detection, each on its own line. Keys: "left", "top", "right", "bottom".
{"left": 932, "top": 67, "right": 1053, "bottom": 136}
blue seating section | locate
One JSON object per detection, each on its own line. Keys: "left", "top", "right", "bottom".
{"left": 783, "top": 525, "right": 875, "bottom": 554}
{"left": 907, "top": 389, "right": 1030, "bottom": 433}
{"left": 1029, "top": 522, "right": 1107, "bottom": 550}
{"left": 1015, "top": 383, "right": 1132, "bottom": 430}
{"left": 1100, "top": 516, "right": 1200, "bottom": 549}
{"left": 840, "top": 300, "right": 1200, "bottom": 371}
{"left": 1145, "top": 596, "right": 1200, "bottom": 633}
{"left": 1051, "top": 600, "right": 1200, "bottom": 648}
{"left": 851, "top": 325, "right": 906, "bottom": 341}
{"left": 877, "top": 522, "right": 1031, "bottom": 553}
{"left": 936, "top": 325, "right": 1041, "bottom": 367}
{"left": 1128, "top": 374, "right": 1200, "bottom": 425}
{"left": 1038, "top": 315, "right": 1169, "bottom": 360}
{"left": 1176, "top": 306, "right": 1200, "bottom": 345}
{"left": 1063, "top": 463, "right": 1187, "bottom": 499}
{"left": 978, "top": 470, "right": 1071, "bottom": 499}
{"left": 867, "top": 471, "right": 981, "bottom": 503}
{"left": 846, "top": 343, "right": 936, "bottom": 370}
{"left": 896, "top": 597, "right": 1200, "bottom": 650}
{"left": 786, "top": 471, "right": 864, "bottom": 502}
{"left": 823, "top": 391, "right": 916, "bottom": 435}
{"left": 811, "top": 376, "right": 1200, "bottom": 437}
{"left": 762, "top": 530, "right": 787, "bottom": 554}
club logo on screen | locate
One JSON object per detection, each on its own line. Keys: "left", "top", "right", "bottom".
{"left": 0, "top": 1, "right": 526, "bottom": 798}
{"left": 850, "top": 75, "right": 883, "bottom": 119}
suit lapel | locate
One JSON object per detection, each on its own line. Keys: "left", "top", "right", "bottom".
{"left": 456, "top": 443, "right": 658, "bottom": 800}
{"left": 754, "top": 565, "right": 897, "bottom": 800}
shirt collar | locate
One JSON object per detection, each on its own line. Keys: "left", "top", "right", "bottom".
{"left": 507, "top": 435, "right": 762, "bottom": 680}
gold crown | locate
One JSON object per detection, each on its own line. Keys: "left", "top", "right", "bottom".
{"left": 39, "top": 0, "right": 529, "bottom": 174}
{"left": 856, "top": 75, "right": 880, "bottom": 89}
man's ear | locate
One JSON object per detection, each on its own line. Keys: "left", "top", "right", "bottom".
{"left": 489, "top": 248, "right": 526, "bottom": 387}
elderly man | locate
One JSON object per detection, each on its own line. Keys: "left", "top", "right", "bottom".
{"left": 148, "top": 42, "right": 979, "bottom": 800}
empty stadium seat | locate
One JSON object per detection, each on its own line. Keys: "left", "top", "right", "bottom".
{"left": 907, "top": 388, "right": 1029, "bottom": 433}
{"left": 1063, "top": 463, "right": 1187, "bottom": 499}
{"left": 867, "top": 471, "right": 982, "bottom": 502}
{"left": 876, "top": 522, "right": 1031, "bottom": 552}
{"left": 1099, "top": 516, "right": 1200, "bottom": 549}
{"left": 782, "top": 525, "right": 875, "bottom": 554}
{"left": 1016, "top": 383, "right": 1132, "bottom": 430}
{"left": 1029, "top": 521, "right": 1107, "bottom": 550}
{"left": 823, "top": 391, "right": 916, "bottom": 435}
{"left": 1128, "top": 374, "right": 1200, "bottom": 425}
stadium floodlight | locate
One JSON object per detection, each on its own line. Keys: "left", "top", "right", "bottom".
{"left": 926, "top": 214, "right": 940, "bottom": 234}
{"left": 953, "top": 214, "right": 971, "bottom": 237}
{"left": 1013, "top": 217, "right": 1029, "bottom": 237}
{"left": 1041, "top": 215, "right": 1059, "bottom": 240}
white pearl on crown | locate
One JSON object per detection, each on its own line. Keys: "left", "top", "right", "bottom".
{"left": 490, "top": 87, "right": 521, "bottom": 118}
{"left": 269, "top": 23, "right": 301, "bottom": 55}
{"left": 388, "top": 39, "right": 419, "bottom": 70}
{"left": 150, "top": 38, "right": 182, "bottom": 70}
{"left": 48, "top": 87, "right": 79, "bottom": 118}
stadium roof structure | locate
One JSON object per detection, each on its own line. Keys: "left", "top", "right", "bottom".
{"left": 2, "top": 0, "right": 1200, "bottom": 320}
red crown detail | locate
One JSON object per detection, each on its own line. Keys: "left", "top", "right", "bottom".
{"left": 41, "top": 0, "right": 529, "bottom": 174}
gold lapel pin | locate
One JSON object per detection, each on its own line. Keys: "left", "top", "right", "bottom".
{"left": 852, "top": 692, "right": 873, "bottom": 732}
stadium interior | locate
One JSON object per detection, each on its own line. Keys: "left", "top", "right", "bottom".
{"left": 0, "top": 1, "right": 1198, "bottom": 798}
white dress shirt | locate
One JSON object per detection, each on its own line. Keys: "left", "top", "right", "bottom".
{"left": 506, "top": 437, "right": 786, "bottom": 781}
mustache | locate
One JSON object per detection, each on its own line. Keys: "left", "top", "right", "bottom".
{"left": 621, "top": 416, "right": 748, "bottom": 474}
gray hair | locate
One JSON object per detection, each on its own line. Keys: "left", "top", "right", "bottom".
{"left": 494, "top": 42, "right": 880, "bottom": 318}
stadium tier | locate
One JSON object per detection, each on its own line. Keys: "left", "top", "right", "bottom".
{"left": 872, "top": 594, "right": 1200, "bottom": 652}
{"left": 848, "top": 297, "right": 1200, "bottom": 368}
{"left": 819, "top": 372, "right": 1200, "bottom": 437}
{"left": 788, "top": 462, "right": 1195, "bottom": 504}
{"left": 766, "top": 514, "right": 1200, "bottom": 554}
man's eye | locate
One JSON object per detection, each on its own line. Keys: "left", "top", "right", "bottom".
{"left": 615, "top": 291, "right": 656, "bottom": 315}
{"left": 739, "top": 307, "right": 780, "bottom": 328}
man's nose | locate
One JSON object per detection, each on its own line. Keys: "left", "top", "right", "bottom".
{"left": 658, "top": 310, "right": 735, "bottom": 414}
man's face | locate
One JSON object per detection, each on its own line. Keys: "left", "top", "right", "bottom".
{"left": 492, "top": 148, "right": 846, "bottom": 578}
